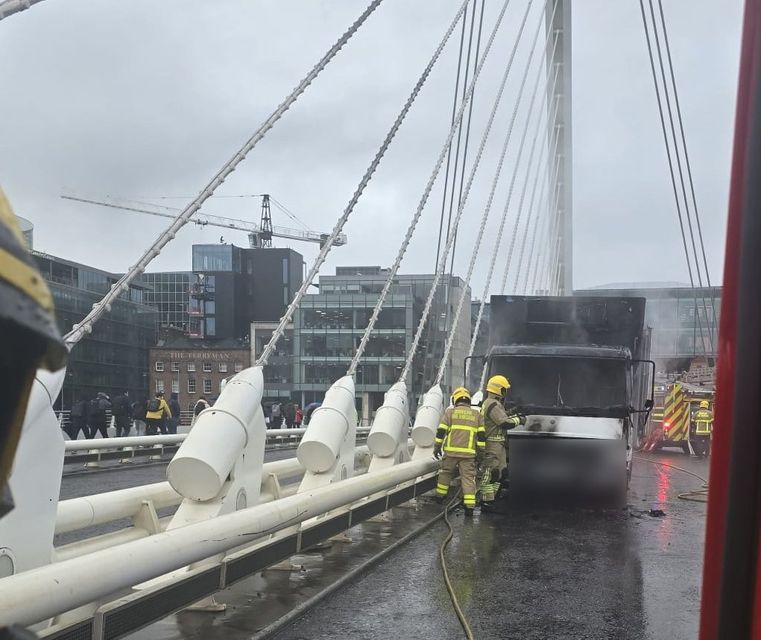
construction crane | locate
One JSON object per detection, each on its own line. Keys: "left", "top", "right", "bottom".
{"left": 60, "top": 194, "right": 347, "bottom": 248}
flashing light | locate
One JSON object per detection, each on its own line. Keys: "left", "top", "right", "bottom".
{"left": 664, "top": 420, "right": 671, "bottom": 431}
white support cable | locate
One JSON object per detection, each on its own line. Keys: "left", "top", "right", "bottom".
{"left": 256, "top": 0, "right": 484, "bottom": 367}
{"left": 522, "top": 131, "right": 560, "bottom": 294}
{"left": 0, "top": 0, "right": 45, "bottom": 20}
{"left": 464, "top": 0, "right": 552, "bottom": 382}
{"left": 514, "top": 94, "right": 561, "bottom": 294}
{"left": 527, "top": 151, "right": 561, "bottom": 294}
{"left": 347, "top": 0, "right": 530, "bottom": 377}
{"left": 433, "top": 3, "right": 557, "bottom": 387}
{"left": 498, "top": 56, "right": 559, "bottom": 294}
{"left": 511, "top": 123, "right": 552, "bottom": 292}
{"left": 63, "top": 0, "right": 384, "bottom": 347}
{"left": 539, "top": 209, "right": 560, "bottom": 294}
{"left": 515, "top": 156, "right": 550, "bottom": 293}
{"left": 392, "top": 0, "right": 515, "bottom": 384}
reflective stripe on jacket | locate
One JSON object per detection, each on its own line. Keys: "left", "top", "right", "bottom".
{"left": 435, "top": 404, "right": 485, "bottom": 458}
{"left": 694, "top": 409, "right": 713, "bottom": 435}
{"left": 481, "top": 395, "right": 520, "bottom": 441}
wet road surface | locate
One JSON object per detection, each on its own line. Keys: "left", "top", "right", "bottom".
{"left": 118, "top": 449, "right": 708, "bottom": 640}
{"left": 275, "top": 450, "right": 708, "bottom": 640}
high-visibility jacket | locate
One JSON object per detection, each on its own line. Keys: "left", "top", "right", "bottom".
{"left": 482, "top": 394, "right": 521, "bottom": 442}
{"left": 693, "top": 409, "right": 713, "bottom": 435}
{"left": 435, "top": 403, "right": 485, "bottom": 458}
{"left": 146, "top": 397, "right": 172, "bottom": 421}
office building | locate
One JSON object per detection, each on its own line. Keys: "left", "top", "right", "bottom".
{"left": 574, "top": 283, "right": 721, "bottom": 371}
{"left": 146, "top": 244, "right": 303, "bottom": 340}
{"left": 32, "top": 251, "right": 158, "bottom": 408}
{"left": 256, "top": 267, "right": 471, "bottom": 423}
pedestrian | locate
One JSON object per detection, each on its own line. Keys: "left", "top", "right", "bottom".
{"left": 691, "top": 400, "right": 714, "bottom": 458}
{"left": 68, "top": 396, "right": 89, "bottom": 440}
{"left": 193, "top": 396, "right": 210, "bottom": 417}
{"left": 304, "top": 402, "right": 321, "bottom": 426}
{"left": 434, "top": 387, "right": 486, "bottom": 516}
{"left": 145, "top": 391, "right": 171, "bottom": 435}
{"left": 270, "top": 402, "right": 282, "bottom": 428}
{"left": 294, "top": 404, "right": 303, "bottom": 429}
{"left": 168, "top": 392, "right": 182, "bottom": 434}
{"left": 132, "top": 398, "right": 147, "bottom": 436}
{"left": 87, "top": 392, "right": 111, "bottom": 439}
{"left": 112, "top": 390, "right": 132, "bottom": 438}
{"left": 284, "top": 402, "right": 295, "bottom": 429}
{"left": 479, "top": 375, "right": 525, "bottom": 512}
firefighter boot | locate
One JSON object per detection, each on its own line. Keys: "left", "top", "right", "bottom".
{"left": 463, "top": 507, "right": 475, "bottom": 517}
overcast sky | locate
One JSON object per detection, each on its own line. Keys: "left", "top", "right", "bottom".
{"left": 0, "top": 0, "right": 742, "bottom": 293}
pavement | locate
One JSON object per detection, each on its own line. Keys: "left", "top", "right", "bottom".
{"left": 115, "top": 449, "right": 708, "bottom": 640}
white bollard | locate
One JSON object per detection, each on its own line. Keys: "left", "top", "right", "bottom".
{"left": 411, "top": 385, "right": 444, "bottom": 449}
{"left": 297, "top": 376, "right": 356, "bottom": 473}
{"left": 367, "top": 382, "right": 408, "bottom": 458}
{"left": 167, "top": 367, "right": 264, "bottom": 501}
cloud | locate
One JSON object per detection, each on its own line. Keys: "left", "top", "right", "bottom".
{"left": 0, "top": 0, "right": 741, "bottom": 294}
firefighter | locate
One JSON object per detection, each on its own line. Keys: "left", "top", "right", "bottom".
{"left": 479, "top": 375, "right": 525, "bottom": 512}
{"left": 433, "top": 386, "right": 485, "bottom": 516}
{"left": 691, "top": 400, "right": 713, "bottom": 458}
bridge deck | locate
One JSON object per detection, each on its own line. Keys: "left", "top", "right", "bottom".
{"left": 106, "top": 451, "right": 705, "bottom": 640}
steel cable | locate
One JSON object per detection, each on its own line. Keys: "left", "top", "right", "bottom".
{"left": 435, "top": 2, "right": 557, "bottom": 387}
{"left": 434, "top": 3, "right": 472, "bottom": 273}
{"left": 638, "top": 0, "right": 711, "bottom": 356}
{"left": 394, "top": 0, "right": 515, "bottom": 384}
{"left": 512, "top": 125, "right": 552, "bottom": 292}
{"left": 464, "top": 0, "right": 550, "bottom": 380}
{"left": 646, "top": 0, "right": 713, "bottom": 353}
{"left": 64, "top": 0, "right": 385, "bottom": 347}
{"left": 0, "top": 0, "right": 45, "bottom": 21}
{"left": 344, "top": 0, "right": 473, "bottom": 375}
{"left": 522, "top": 140, "right": 560, "bottom": 294}
{"left": 435, "top": 5, "right": 541, "bottom": 384}
{"left": 257, "top": 0, "right": 473, "bottom": 366}
{"left": 499, "top": 57, "right": 559, "bottom": 294}
{"left": 654, "top": 0, "right": 718, "bottom": 338}
{"left": 528, "top": 153, "right": 561, "bottom": 294}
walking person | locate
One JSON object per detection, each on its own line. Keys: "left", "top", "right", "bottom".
{"left": 167, "top": 392, "right": 182, "bottom": 434}
{"left": 145, "top": 391, "right": 171, "bottom": 435}
{"left": 67, "top": 396, "right": 89, "bottom": 440}
{"left": 270, "top": 402, "right": 282, "bottom": 428}
{"left": 87, "top": 392, "right": 111, "bottom": 439}
{"left": 132, "top": 398, "right": 147, "bottom": 436}
{"left": 284, "top": 402, "right": 295, "bottom": 429}
{"left": 434, "top": 387, "right": 486, "bottom": 516}
{"left": 294, "top": 404, "right": 303, "bottom": 429}
{"left": 112, "top": 390, "right": 132, "bottom": 438}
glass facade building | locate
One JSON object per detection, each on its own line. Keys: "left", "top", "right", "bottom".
{"left": 33, "top": 252, "right": 158, "bottom": 409}
{"left": 142, "top": 271, "right": 192, "bottom": 331}
{"left": 256, "top": 267, "right": 471, "bottom": 423}
{"left": 574, "top": 285, "right": 721, "bottom": 369}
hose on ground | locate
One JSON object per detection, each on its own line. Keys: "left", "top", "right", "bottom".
{"left": 633, "top": 456, "right": 709, "bottom": 503}
{"left": 439, "top": 492, "right": 476, "bottom": 640}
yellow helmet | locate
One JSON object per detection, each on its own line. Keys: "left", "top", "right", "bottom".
{"left": 699, "top": 400, "right": 710, "bottom": 409}
{"left": 451, "top": 387, "right": 471, "bottom": 405}
{"left": 486, "top": 374, "right": 511, "bottom": 396}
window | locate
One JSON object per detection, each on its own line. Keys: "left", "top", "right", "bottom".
{"left": 171, "top": 362, "right": 179, "bottom": 372}
{"left": 155, "top": 361, "right": 164, "bottom": 372}
{"left": 234, "top": 362, "right": 243, "bottom": 373}
{"left": 219, "top": 362, "right": 228, "bottom": 373}
{"left": 203, "top": 379, "right": 212, "bottom": 394}
{"left": 205, "top": 300, "right": 216, "bottom": 315}
{"left": 282, "top": 258, "right": 289, "bottom": 284}
{"left": 188, "top": 378, "right": 196, "bottom": 394}
{"left": 205, "top": 317, "right": 216, "bottom": 337}
{"left": 171, "top": 380, "right": 180, "bottom": 394}
{"left": 203, "top": 363, "right": 212, "bottom": 373}
{"left": 155, "top": 379, "right": 164, "bottom": 393}
{"left": 187, "top": 362, "right": 196, "bottom": 372}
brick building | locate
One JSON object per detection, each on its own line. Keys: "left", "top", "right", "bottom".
{"left": 148, "top": 334, "right": 250, "bottom": 412}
